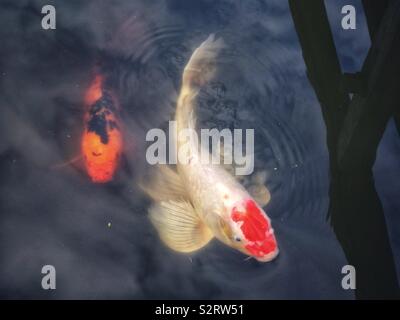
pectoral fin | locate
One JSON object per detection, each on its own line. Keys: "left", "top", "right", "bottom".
{"left": 248, "top": 184, "right": 271, "bottom": 208}
{"left": 50, "top": 155, "right": 82, "bottom": 169}
{"left": 247, "top": 171, "right": 271, "bottom": 207}
{"left": 149, "top": 199, "right": 213, "bottom": 253}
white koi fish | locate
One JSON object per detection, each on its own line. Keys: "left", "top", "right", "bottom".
{"left": 143, "top": 34, "right": 279, "bottom": 262}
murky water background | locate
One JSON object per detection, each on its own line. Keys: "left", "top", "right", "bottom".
{"left": 0, "top": 0, "right": 355, "bottom": 298}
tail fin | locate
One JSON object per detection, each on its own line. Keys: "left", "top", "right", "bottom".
{"left": 176, "top": 34, "right": 225, "bottom": 132}
{"left": 182, "top": 34, "right": 225, "bottom": 88}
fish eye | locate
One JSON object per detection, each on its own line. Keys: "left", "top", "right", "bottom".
{"left": 234, "top": 236, "right": 242, "bottom": 242}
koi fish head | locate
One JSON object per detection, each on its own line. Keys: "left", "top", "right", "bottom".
{"left": 224, "top": 198, "right": 279, "bottom": 262}
{"left": 81, "top": 122, "right": 122, "bottom": 183}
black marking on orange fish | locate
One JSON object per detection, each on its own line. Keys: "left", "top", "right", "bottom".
{"left": 86, "top": 91, "right": 118, "bottom": 144}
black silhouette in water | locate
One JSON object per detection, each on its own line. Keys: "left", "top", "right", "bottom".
{"left": 289, "top": 0, "right": 400, "bottom": 299}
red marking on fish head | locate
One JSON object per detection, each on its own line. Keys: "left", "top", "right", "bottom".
{"left": 231, "top": 199, "right": 278, "bottom": 261}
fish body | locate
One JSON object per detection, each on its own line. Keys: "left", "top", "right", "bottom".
{"left": 145, "top": 35, "right": 279, "bottom": 262}
{"left": 81, "top": 75, "right": 122, "bottom": 183}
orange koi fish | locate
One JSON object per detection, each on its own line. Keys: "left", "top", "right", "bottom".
{"left": 81, "top": 74, "right": 122, "bottom": 183}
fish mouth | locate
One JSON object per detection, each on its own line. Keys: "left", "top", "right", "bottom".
{"left": 254, "top": 247, "right": 279, "bottom": 262}
{"left": 244, "top": 230, "right": 279, "bottom": 262}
